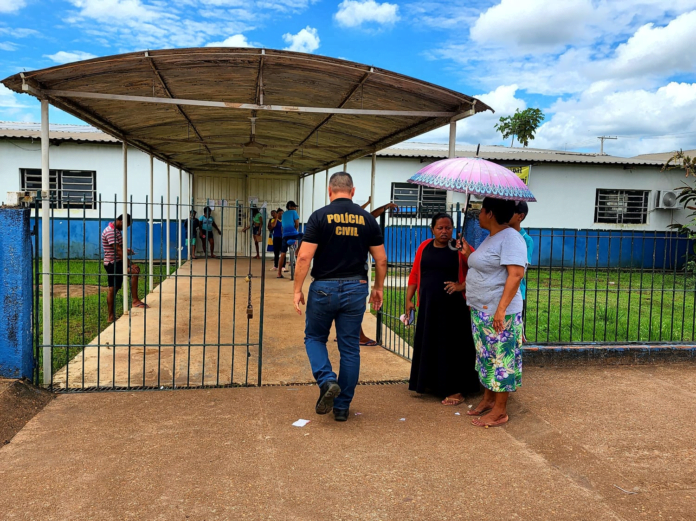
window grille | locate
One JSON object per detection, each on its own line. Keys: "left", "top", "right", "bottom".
{"left": 391, "top": 182, "right": 447, "bottom": 217}
{"left": 21, "top": 169, "right": 97, "bottom": 209}
{"left": 595, "top": 189, "right": 649, "bottom": 224}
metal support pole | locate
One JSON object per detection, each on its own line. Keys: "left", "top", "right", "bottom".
{"left": 149, "top": 154, "right": 154, "bottom": 293}
{"left": 343, "top": 161, "right": 347, "bottom": 171}
{"left": 325, "top": 169, "right": 329, "bottom": 206}
{"left": 178, "top": 168, "right": 183, "bottom": 267}
{"left": 299, "top": 176, "right": 304, "bottom": 222}
{"left": 370, "top": 153, "right": 377, "bottom": 212}
{"left": 447, "top": 121, "right": 457, "bottom": 207}
{"left": 188, "top": 172, "right": 193, "bottom": 258}
{"left": 166, "top": 164, "right": 171, "bottom": 275}
{"left": 312, "top": 172, "right": 316, "bottom": 214}
{"left": 122, "top": 141, "right": 129, "bottom": 313}
{"left": 40, "top": 99, "right": 51, "bottom": 383}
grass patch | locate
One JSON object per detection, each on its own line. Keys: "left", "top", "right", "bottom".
{"left": 33, "top": 259, "right": 175, "bottom": 383}
{"left": 376, "top": 267, "right": 696, "bottom": 353}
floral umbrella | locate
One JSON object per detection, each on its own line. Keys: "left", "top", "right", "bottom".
{"left": 408, "top": 157, "right": 536, "bottom": 202}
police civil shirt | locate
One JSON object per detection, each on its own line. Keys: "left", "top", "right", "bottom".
{"left": 303, "top": 198, "right": 383, "bottom": 280}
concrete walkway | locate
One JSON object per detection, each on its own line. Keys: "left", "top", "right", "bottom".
{"left": 52, "top": 257, "right": 410, "bottom": 389}
{"left": 2, "top": 365, "right": 695, "bottom": 520}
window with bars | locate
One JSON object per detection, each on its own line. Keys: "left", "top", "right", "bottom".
{"left": 20, "top": 169, "right": 97, "bottom": 209}
{"left": 391, "top": 182, "right": 447, "bottom": 217}
{"left": 594, "top": 189, "right": 649, "bottom": 224}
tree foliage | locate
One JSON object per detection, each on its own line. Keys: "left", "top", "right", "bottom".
{"left": 495, "top": 108, "right": 545, "bottom": 147}
{"left": 664, "top": 150, "right": 696, "bottom": 232}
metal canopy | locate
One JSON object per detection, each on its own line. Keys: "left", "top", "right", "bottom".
{"left": 2, "top": 48, "right": 492, "bottom": 175}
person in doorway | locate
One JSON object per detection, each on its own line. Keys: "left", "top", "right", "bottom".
{"left": 183, "top": 209, "right": 200, "bottom": 260}
{"left": 101, "top": 214, "right": 149, "bottom": 322}
{"left": 242, "top": 207, "right": 264, "bottom": 259}
{"left": 293, "top": 172, "right": 387, "bottom": 422}
{"left": 405, "top": 212, "right": 479, "bottom": 405}
{"left": 461, "top": 197, "right": 528, "bottom": 428}
{"left": 199, "top": 206, "right": 221, "bottom": 258}
{"left": 269, "top": 208, "right": 284, "bottom": 270}
{"left": 277, "top": 201, "right": 302, "bottom": 279}
{"left": 508, "top": 201, "right": 534, "bottom": 308}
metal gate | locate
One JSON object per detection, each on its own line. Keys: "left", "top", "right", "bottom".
{"left": 374, "top": 204, "right": 696, "bottom": 361}
{"left": 31, "top": 194, "right": 266, "bottom": 391}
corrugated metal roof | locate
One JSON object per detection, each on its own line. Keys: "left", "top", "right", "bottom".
{"left": 378, "top": 142, "right": 666, "bottom": 166}
{"left": 0, "top": 122, "right": 668, "bottom": 167}
{"left": 1, "top": 48, "right": 492, "bottom": 175}
{"left": 632, "top": 149, "right": 696, "bottom": 162}
{"left": 0, "top": 121, "right": 119, "bottom": 143}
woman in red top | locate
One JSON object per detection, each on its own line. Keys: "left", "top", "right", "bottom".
{"left": 405, "top": 213, "right": 479, "bottom": 405}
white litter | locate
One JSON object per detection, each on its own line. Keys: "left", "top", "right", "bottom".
{"left": 355, "top": 412, "right": 363, "bottom": 416}
{"left": 468, "top": 405, "right": 473, "bottom": 409}
{"left": 455, "top": 412, "right": 461, "bottom": 416}
{"left": 399, "top": 418, "right": 406, "bottom": 421}
{"left": 292, "top": 419, "right": 311, "bottom": 427}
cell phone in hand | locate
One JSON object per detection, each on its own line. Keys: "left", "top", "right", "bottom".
{"left": 400, "top": 309, "right": 415, "bottom": 326}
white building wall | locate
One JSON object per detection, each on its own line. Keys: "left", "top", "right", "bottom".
{"left": 300, "top": 156, "right": 690, "bottom": 231}
{"left": 0, "top": 140, "right": 190, "bottom": 220}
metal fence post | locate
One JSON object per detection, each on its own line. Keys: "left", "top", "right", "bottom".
{"left": 376, "top": 212, "right": 386, "bottom": 344}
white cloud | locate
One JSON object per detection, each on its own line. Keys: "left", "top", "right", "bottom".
{"left": 205, "top": 34, "right": 255, "bottom": 47}
{"left": 0, "top": 85, "right": 30, "bottom": 109}
{"left": 0, "top": 41, "right": 18, "bottom": 51}
{"left": 66, "top": 0, "right": 254, "bottom": 49}
{"left": 418, "top": 85, "right": 528, "bottom": 145}
{"left": 282, "top": 26, "right": 320, "bottom": 53}
{"left": 335, "top": 0, "right": 399, "bottom": 28}
{"left": 44, "top": 51, "right": 98, "bottom": 64}
{"left": 69, "top": 0, "right": 163, "bottom": 22}
{"left": 600, "top": 11, "right": 696, "bottom": 80}
{"left": 0, "top": 0, "right": 26, "bottom": 13}
{"left": 534, "top": 82, "right": 696, "bottom": 156}
{"left": 470, "top": 0, "right": 595, "bottom": 51}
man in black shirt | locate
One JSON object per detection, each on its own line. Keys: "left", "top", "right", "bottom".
{"left": 293, "top": 172, "right": 387, "bottom": 422}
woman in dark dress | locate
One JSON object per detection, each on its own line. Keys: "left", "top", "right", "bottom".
{"left": 405, "top": 213, "right": 479, "bottom": 405}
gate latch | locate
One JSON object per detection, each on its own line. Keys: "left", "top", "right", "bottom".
{"left": 246, "top": 304, "right": 253, "bottom": 319}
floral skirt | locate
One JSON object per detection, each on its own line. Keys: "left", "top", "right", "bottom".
{"left": 470, "top": 309, "right": 523, "bottom": 392}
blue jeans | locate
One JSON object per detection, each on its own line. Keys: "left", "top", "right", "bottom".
{"left": 305, "top": 279, "right": 369, "bottom": 410}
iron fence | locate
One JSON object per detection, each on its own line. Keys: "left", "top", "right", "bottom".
{"left": 375, "top": 205, "right": 696, "bottom": 361}
{"left": 31, "top": 194, "right": 266, "bottom": 391}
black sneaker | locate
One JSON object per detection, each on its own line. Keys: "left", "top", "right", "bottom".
{"left": 315, "top": 381, "right": 341, "bottom": 415}
{"left": 333, "top": 408, "right": 349, "bottom": 422}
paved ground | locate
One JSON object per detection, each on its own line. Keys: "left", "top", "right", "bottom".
{"left": 52, "top": 257, "right": 410, "bottom": 389}
{"left": 2, "top": 365, "right": 695, "bottom": 520}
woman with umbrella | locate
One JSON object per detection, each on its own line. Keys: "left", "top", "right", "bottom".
{"left": 408, "top": 156, "right": 535, "bottom": 423}
{"left": 461, "top": 197, "right": 527, "bottom": 427}
{"left": 405, "top": 212, "right": 479, "bottom": 405}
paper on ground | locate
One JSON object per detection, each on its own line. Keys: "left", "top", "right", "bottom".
{"left": 292, "top": 419, "right": 311, "bottom": 427}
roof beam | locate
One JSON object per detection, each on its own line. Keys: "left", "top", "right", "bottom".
{"left": 23, "top": 86, "right": 458, "bottom": 118}
{"left": 145, "top": 52, "right": 214, "bottom": 162}
{"left": 281, "top": 70, "right": 373, "bottom": 165}
{"left": 21, "top": 82, "right": 187, "bottom": 171}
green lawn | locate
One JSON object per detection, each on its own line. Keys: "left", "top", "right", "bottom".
{"left": 375, "top": 267, "right": 696, "bottom": 355}
{"left": 34, "top": 259, "right": 175, "bottom": 383}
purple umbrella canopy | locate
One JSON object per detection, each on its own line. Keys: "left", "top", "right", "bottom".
{"left": 408, "top": 157, "right": 536, "bottom": 202}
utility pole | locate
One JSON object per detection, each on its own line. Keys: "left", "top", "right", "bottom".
{"left": 598, "top": 136, "right": 617, "bottom": 155}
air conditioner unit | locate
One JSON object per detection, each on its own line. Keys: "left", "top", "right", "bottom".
{"left": 655, "top": 190, "right": 680, "bottom": 210}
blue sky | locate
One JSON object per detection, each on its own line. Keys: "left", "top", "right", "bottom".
{"left": 2, "top": 0, "right": 696, "bottom": 156}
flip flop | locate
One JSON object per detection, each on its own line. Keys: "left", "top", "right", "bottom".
{"left": 132, "top": 302, "right": 150, "bottom": 309}
{"left": 466, "top": 407, "right": 492, "bottom": 416}
{"left": 360, "top": 340, "right": 378, "bottom": 346}
{"left": 441, "top": 397, "right": 465, "bottom": 406}
{"left": 472, "top": 414, "right": 509, "bottom": 428}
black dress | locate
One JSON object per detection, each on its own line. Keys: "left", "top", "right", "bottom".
{"left": 409, "top": 241, "right": 479, "bottom": 397}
